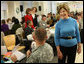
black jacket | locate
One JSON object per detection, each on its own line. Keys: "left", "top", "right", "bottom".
{"left": 24, "top": 26, "right": 34, "bottom": 39}
{"left": 33, "top": 14, "right": 39, "bottom": 27}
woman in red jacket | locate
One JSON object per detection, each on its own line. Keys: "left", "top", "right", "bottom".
{"left": 25, "top": 8, "right": 35, "bottom": 29}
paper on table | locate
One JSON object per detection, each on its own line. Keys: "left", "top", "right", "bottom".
{"left": 27, "top": 34, "right": 34, "bottom": 40}
{"left": 12, "top": 43, "right": 20, "bottom": 53}
{"left": 3, "top": 52, "right": 12, "bottom": 56}
{"left": 11, "top": 51, "right": 26, "bottom": 61}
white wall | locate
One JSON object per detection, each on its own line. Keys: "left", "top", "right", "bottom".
{"left": 47, "top": 1, "right": 52, "bottom": 13}
{"left": 7, "top": 1, "right": 21, "bottom": 21}
{"left": 68, "top": 1, "right": 83, "bottom": 12}
{"left": 14, "top": 1, "right": 21, "bottom": 21}
{"left": 1, "top": 1, "right": 8, "bottom": 20}
{"left": 1, "top": 1, "right": 83, "bottom": 21}
{"left": 23, "top": 1, "right": 32, "bottom": 16}
{"left": 52, "top": 1, "right": 56, "bottom": 14}
{"left": 7, "top": 1, "right": 15, "bottom": 19}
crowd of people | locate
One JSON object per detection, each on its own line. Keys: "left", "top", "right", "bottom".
{"left": 1, "top": 3, "right": 83, "bottom": 63}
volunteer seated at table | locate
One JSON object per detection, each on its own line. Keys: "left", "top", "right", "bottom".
{"left": 39, "top": 15, "right": 50, "bottom": 29}
{"left": 11, "top": 27, "right": 54, "bottom": 63}
{"left": 54, "top": 3, "right": 81, "bottom": 63}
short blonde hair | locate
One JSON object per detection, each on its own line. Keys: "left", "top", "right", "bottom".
{"left": 57, "top": 3, "right": 70, "bottom": 14}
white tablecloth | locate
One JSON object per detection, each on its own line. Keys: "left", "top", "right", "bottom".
{"left": 49, "top": 28, "right": 55, "bottom": 37}
{"left": 27, "top": 27, "right": 55, "bottom": 40}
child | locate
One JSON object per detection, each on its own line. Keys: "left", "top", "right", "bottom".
{"left": 24, "top": 20, "right": 34, "bottom": 39}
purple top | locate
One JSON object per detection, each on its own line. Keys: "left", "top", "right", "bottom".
{"left": 1, "top": 24, "right": 9, "bottom": 32}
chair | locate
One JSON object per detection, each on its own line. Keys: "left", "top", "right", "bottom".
{"left": 3, "top": 34, "right": 25, "bottom": 51}
{"left": 3, "top": 35, "right": 15, "bottom": 50}
{"left": 1, "top": 32, "right": 5, "bottom": 46}
{"left": 16, "top": 27, "right": 24, "bottom": 39}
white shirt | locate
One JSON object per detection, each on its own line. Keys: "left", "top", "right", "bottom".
{"left": 32, "top": 14, "right": 35, "bottom": 19}
{"left": 7, "top": 21, "right": 14, "bottom": 30}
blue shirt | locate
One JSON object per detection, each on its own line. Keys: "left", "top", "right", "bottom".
{"left": 54, "top": 17, "right": 81, "bottom": 47}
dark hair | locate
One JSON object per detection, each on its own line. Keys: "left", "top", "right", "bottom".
{"left": 48, "top": 13, "right": 51, "bottom": 16}
{"left": 42, "top": 15, "right": 46, "bottom": 18}
{"left": 12, "top": 16, "right": 16, "bottom": 22}
{"left": 77, "top": 12, "right": 81, "bottom": 16}
{"left": 21, "top": 17, "right": 25, "bottom": 24}
{"left": 14, "top": 19, "right": 19, "bottom": 24}
{"left": 53, "top": 14, "right": 55, "bottom": 15}
{"left": 35, "top": 27, "right": 47, "bottom": 42}
{"left": 26, "top": 8, "right": 31, "bottom": 14}
{"left": 74, "top": 12, "right": 81, "bottom": 20}
{"left": 57, "top": 3, "right": 70, "bottom": 14}
{"left": 1, "top": 20, "right": 5, "bottom": 24}
{"left": 32, "top": 7, "right": 37, "bottom": 12}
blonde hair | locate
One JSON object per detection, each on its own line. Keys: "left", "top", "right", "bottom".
{"left": 57, "top": 3, "right": 70, "bottom": 14}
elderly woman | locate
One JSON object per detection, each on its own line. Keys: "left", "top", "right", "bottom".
{"left": 54, "top": 3, "right": 81, "bottom": 63}
{"left": 1, "top": 20, "right": 9, "bottom": 35}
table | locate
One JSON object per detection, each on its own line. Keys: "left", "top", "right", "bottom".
{"left": 49, "top": 29, "right": 55, "bottom": 37}
{"left": 1, "top": 48, "right": 27, "bottom": 63}
{"left": 27, "top": 27, "right": 55, "bottom": 41}
{"left": 46, "top": 27, "right": 55, "bottom": 37}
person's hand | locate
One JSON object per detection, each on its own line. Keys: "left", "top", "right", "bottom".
{"left": 35, "top": 26, "right": 37, "bottom": 29}
{"left": 57, "top": 50, "right": 63, "bottom": 60}
{"left": 77, "top": 43, "right": 81, "bottom": 54}
{"left": 26, "top": 50, "right": 31, "bottom": 58}
{"left": 11, "top": 55, "right": 17, "bottom": 62}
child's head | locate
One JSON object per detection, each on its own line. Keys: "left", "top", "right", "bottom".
{"left": 27, "top": 20, "right": 32, "bottom": 26}
{"left": 42, "top": 15, "right": 46, "bottom": 21}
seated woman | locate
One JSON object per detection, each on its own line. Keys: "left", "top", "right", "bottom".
{"left": 11, "top": 18, "right": 21, "bottom": 34}
{"left": 7, "top": 18, "right": 13, "bottom": 30}
{"left": 1, "top": 19, "right": 9, "bottom": 36}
